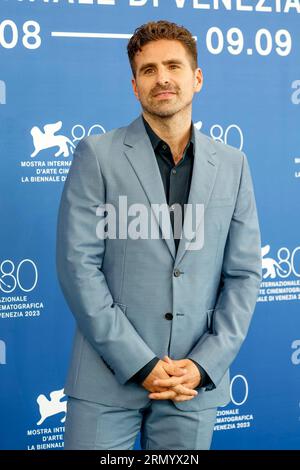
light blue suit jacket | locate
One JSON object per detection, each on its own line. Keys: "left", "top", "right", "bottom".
{"left": 56, "top": 114, "right": 262, "bottom": 412}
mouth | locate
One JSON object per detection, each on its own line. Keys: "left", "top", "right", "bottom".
{"left": 154, "top": 91, "right": 176, "bottom": 99}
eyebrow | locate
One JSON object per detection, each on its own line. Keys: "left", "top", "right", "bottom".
{"left": 138, "top": 59, "right": 184, "bottom": 74}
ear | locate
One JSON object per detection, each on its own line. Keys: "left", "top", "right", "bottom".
{"left": 131, "top": 78, "right": 140, "bottom": 100}
{"left": 194, "top": 68, "right": 203, "bottom": 93}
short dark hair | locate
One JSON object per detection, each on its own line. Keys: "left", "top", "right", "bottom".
{"left": 127, "top": 20, "right": 198, "bottom": 77}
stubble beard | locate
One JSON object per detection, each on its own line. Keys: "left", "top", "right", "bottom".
{"left": 141, "top": 93, "right": 193, "bottom": 119}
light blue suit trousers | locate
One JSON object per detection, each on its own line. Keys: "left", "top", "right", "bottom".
{"left": 64, "top": 396, "right": 217, "bottom": 450}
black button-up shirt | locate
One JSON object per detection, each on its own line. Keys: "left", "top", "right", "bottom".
{"left": 129, "top": 116, "right": 210, "bottom": 389}
{"left": 143, "top": 115, "right": 194, "bottom": 252}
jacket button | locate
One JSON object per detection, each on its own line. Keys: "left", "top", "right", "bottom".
{"left": 173, "top": 268, "right": 181, "bottom": 277}
{"left": 165, "top": 312, "right": 173, "bottom": 320}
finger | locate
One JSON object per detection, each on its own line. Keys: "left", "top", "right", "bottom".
{"left": 166, "top": 358, "right": 187, "bottom": 367}
{"left": 175, "top": 360, "right": 188, "bottom": 367}
{"left": 149, "top": 384, "right": 198, "bottom": 400}
{"left": 163, "top": 356, "right": 186, "bottom": 375}
{"left": 172, "top": 385, "right": 198, "bottom": 396}
{"left": 149, "top": 390, "right": 177, "bottom": 400}
{"left": 153, "top": 375, "right": 188, "bottom": 388}
{"left": 172, "top": 395, "right": 196, "bottom": 402}
{"left": 163, "top": 355, "right": 172, "bottom": 363}
{"left": 152, "top": 386, "right": 172, "bottom": 393}
{"left": 164, "top": 363, "right": 187, "bottom": 376}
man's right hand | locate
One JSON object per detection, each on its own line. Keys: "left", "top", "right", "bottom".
{"left": 141, "top": 359, "right": 198, "bottom": 402}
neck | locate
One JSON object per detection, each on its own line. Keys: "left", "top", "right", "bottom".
{"left": 142, "top": 109, "right": 192, "bottom": 160}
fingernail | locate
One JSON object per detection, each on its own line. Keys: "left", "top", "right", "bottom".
{"left": 153, "top": 380, "right": 158, "bottom": 385}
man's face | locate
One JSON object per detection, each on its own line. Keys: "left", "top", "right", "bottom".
{"left": 131, "top": 39, "right": 203, "bottom": 118}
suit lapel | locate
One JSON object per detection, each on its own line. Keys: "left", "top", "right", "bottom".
{"left": 174, "top": 130, "right": 218, "bottom": 266}
{"left": 123, "top": 115, "right": 218, "bottom": 264}
{"left": 123, "top": 115, "right": 176, "bottom": 260}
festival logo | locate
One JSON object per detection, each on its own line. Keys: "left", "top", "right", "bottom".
{"left": 214, "top": 374, "right": 255, "bottom": 432}
{"left": 30, "top": 121, "right": 75, "bottom": 158}
{"left": 26, "top": 388, "right": 67, "bottom": 450}
{"left": 20, "top": 122, "right": 106, "bottom": 184}
{"left": 36, "top": 388, "right": 67, "bottom": 426}
{"left": 258, "top": 244, "right": 300, "bottom": 303}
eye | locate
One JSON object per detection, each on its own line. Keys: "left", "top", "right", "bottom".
{"left": 144, "top": 68, "right": 154, "bottom": 74}
{"left": 169, "top": 64, "right": 179, "bottom": 69}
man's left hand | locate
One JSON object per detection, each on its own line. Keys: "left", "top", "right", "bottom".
{"left": 148, "top": 356, "right": 201, "bottom": 401}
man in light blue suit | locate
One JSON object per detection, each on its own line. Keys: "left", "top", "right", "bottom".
{"left": 56, "top": 20, "right": 262, "bottom": 450}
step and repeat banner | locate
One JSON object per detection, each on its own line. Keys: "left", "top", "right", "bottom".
{"left": 1, "top": 0, "right": 300, "bottom": 450}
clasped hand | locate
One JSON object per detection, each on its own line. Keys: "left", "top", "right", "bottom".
{"left": 141, "top": 355, "right": 201, "bottom": 402}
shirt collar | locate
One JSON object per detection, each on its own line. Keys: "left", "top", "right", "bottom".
{"left": 142, "top": 115, "right": 195, "bottom": 154}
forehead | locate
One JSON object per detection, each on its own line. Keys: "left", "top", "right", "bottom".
{"left": 134, "top": 39, "right": 190, "bottom": 65}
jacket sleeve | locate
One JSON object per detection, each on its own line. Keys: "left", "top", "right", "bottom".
{"left": 187, "top": 152, "right": 262, "bottom": 390}
{"left": 128, "top": 357, "right": 160, "bottom": 384}
{"left": 187, "top": 359, "right": 212, "bottom": 389}
{"left": 56, "top": 137, "right": 156, "bottom": 386}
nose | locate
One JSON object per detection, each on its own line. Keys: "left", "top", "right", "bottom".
{"left": 156, "top": 66, "right": 170, "bottom": 85}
